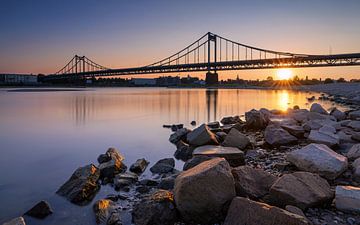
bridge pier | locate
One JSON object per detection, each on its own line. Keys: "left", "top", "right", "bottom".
{"left": 205, "top": 72, "right": 218, "bottom": 86}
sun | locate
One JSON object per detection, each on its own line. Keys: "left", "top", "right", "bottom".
{"left": 276, "top": 69, "right": 293, "bottom": 80}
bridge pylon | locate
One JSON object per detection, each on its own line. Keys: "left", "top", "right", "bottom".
{"left": 205, "top": 32, "right": 219, "bottom": 85}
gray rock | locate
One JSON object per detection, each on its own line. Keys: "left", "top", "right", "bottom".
{"left": 169, "top": 128, "right": 191, "bottom": 144}
{"left": 24, "top": 200, "right": 53, "bottom": 219}
{"left": 347, "top": 121, "right": 360, "bottom": 131}
{"left": 245, "top": 109, "right": 268, "bottom": 129}
{"left": 93, "top": 199, "right": 122, "bottom": 225}
{"left": 286, "top": 143, "right": 348, "bottom": 179}
{"left": 150, "top": 158, "right": 175, "bottom": 174}
{"left": 221, "top": 115, "right": 241, "bottom": 125}
{"left": 57, "top": 164, "right": 100, "bottom": 204}
{"left": 352, "top": 133, "right": 360, "bottom": 142}
{"left": 113, "top": 172, "right": 138, "bottom": 189}
{"left": 174, "top": 158, "right": 235, "bottom": 224}
{"left": 2, "top": 217, "right": 26, "bottom": 225}
{"left": 308, "top": 130, "right": 340, "bottom": 147}
{"left": 186, "top": 124, "right": 218, "bottom": 146}
{"left": 349, "top": 110, "right": 360, "bottom": 120}
{"left": 183, "top": 155, "right": 212, "bottom": 171}
{"left": 281, "top": 124, "right": 305, "bottom": 138}
{"left": 224, "top": 197, "right": 311, "bottom": 225}
{"left": 193, "top": 145, "right": 244, "bottom": 167}
{"left": 310, "top": 103, "right": 328, "bottom": 115}
{"left": 319, "top": 125, "right": 336, "bottom": 134}
{"left": 99, "top": 148, "right": 127, "bottom": 179}
{"left": 158, "top": 174, "right": 177, "bottom": 190}
{"left": 265, "top": 125, "right": 297, "bottom": 146}
{"left": 222, "top": 128, "right": 250, "bottom": 150}
{"left": 207, "top": 121, "right": 220, "bottom": 128}
{"left": 130, "top": 158, "right": 149, "bottom": 174}
{"left": 132, "top": 190, "right": 178, "bottom": 225}
{"left": 290, "top": 109, "right": 309, "bottom": 123}
{"left": 347, "top": 144, "right": 360, "bottom": 160}
{"left": 232, "top": 166, "right": 278, "bottom": 200}
{"left": 269, "top": 172, "right": 333, "bottom": 210}
{"left": 285, "top": 205, "right": 306, "bottom": 218}
{"left": 174, "top": 145, "right": 194, "bottom": 161}
{"left": 335, "top": 186, "right": 360, "bottom": 213}
{"left": 215, "top": 131, "right": 227, "bottom": 142}
{"left": 97, "top": 154, "right": 111, "bottom": 164}
{"left": 330, "top": 108, "right": 346, "bottom": 121}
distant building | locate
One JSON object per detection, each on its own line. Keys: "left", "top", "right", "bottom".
{"left": 131, "top": 78, "right": 156, "bottom": 86}
{"left": 0, "top": 74, "right": 38, "bottom": 84}
{"left": 180, "top": 75, "right": 199, "bottom": 85}
{"left": 156, "top": 76, "right": 181, "bottom": 86}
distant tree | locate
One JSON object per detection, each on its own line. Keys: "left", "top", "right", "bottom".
{"left": 292, "top": 75, "right": 300, "bottom": 81}
{"left": 266, "top": 76, "right": 273, "bottom": 81}
{"left": 324, "top": 78, "right": 333, "bottom": 84}
{"left": 337, "top": 77, "right": 346, "bottom": 83}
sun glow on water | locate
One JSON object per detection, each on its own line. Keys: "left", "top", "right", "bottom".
{"left": 276, "top": 69, "right": 293, "bottom": 80}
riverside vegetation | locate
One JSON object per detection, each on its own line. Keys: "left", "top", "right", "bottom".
{"left": 3, "top": 93, "right": 360, "bottom": 225}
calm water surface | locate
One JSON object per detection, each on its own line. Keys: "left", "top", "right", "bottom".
{"left": 0, "top": 87, "right": 340, "bottom": 224}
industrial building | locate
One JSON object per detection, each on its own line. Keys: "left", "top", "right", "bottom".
{"left": 0, "top": 74, "right": 38, "bottom": 84}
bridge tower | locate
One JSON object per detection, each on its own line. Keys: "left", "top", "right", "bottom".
{"left": 205, "top": 32, "right": 218, "bottom": 85}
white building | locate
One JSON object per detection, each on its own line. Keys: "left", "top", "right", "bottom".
{"left": 0, "top": 74, "right": 38, "bottom": 84}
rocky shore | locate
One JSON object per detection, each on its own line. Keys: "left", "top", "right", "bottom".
{"left": 4, "top": 94, "right": 360, "bottom": 225}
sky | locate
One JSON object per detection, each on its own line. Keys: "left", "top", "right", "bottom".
{"left": 0, "top": 0, "right": 360, "bottom": 80}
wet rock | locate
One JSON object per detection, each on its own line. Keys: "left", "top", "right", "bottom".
{"left": 281, "top": 124, "right": 305, "bottom": 138}
{"left": 186, "top": 124, "right": 218, "bottom": 146}
{"left": 158, "top": 174, "right": 177, "bottom": 190}
{"left": 286, "top": 143, "right": 348, "bottom": 179}
{"left": 174, "top": 158, "right": 235, "bottom": 224}
{"left": 182, "top": 155, "right": 212, "bottom": 171}
{"left": 150, "top": 158, "right": 175, "bottom": 174}
{"left": 171, "top": 124, "right": 183, "bottom": 132}
{"left": 232, "top": 166, "right": 278, "bottom": 200}
{"left": 190, "top": 120, "right": 196, "bottom": 126}
{"left": 57, "top": 164, "right": 100, "bottom": 205}
{"left": 136, "top": 185, "right": 150, "bottom": 194}
{"left": 99, "top": 148, "right": 127, "bottom": 179}
{"left": 174, "top": 145, "right": 194, "bottom": 161}
{"left": 215, "top": 131, "right": 227, "bottom": 142}
{"left": 310, "top": 103, "right": 328, "bottom": 115}
{"left": 24, "top": 200, "right": 53, "bottom": 219}
{"left": 93, "top": 199, "right": 122, "bottom": 225}
{"left": 245, "top": 109, "right": 268, "bottom": 129}
{"left": 347, "top": 144, "right": 360, "bottom": 160}
{"left": 139, "top": 179, "right": 159, "bottom": 186}
{"left": 330, "top": 108, "right": 346, "bottom": 121}
{"left": 193, "top": 145, "right": 245, "bottom": 167}
{"left": 224, "top": 197, "right": 311, "bottom": 225}
{"left": 285, "top": 205, "right": 306, "bottom": 218}
{"left": 308, "top": 130, "right": 340, "bottom": 147}
{"left": 335, "top": 186, "right": 360, "bottom": 213}
{"left": 169, "top": 128, "right": 191, "bottom": 144}
{"left": 2, "top": 217, "right": 26, "bottom": 225}
{"left": 347, "top": 121, "right": 360, "bottom": 131}
{"left": 132, "top": 190, "right": 178, "bottom": 225}
{"left": 98, "top": 154, "right": 111, "bottom": 164}
{"left": 265, "top": 125, "right": 297, "bottom": 146}
{"left": 114, "top": 172, "right": 138, "bottom": 189}
{"left": 269, "top": 172, "right": 333, "bottom": 210}
{"left": 222, "top": 128, "right": 250, "bottom": 150}
{"left": 349, "top": 110, "right": 360, "bottom": 120}
{"left": 207, "top": 121, "right": 220, "bottom": 129}
{"left": 221, "top": 115, "right": 241, "bottom": 125}
{"left": 130, "top": 158, "right": 149, "bottom": 174}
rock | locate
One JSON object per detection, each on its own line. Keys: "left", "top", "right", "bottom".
{"left": 169, "top": 128, "right": 191, "bottom": 144}
{"left": 352, "top": 133, "right": 360, "bottom": 142}
{"left": 232, "top": 166, "right": 278, "bottom": 200}
{"left": 265, "top": 125, "right": 297, "bottom": 146}
{"left": 303, "top": 119, "right": 335, "bottom": 131}
{"left": 221, "top": 115, "right": 241, "bottom": 125}
{"left": 171, "top": 124, "right": 183, "bottom": 131}
{"left": 158, "top": 174, "right": 177, "bottom": 190}
{"left": 174, "top": 145, "right": 194, "bottom": 161}
{"left": 130, "top": 158, "right": 149, "bottom": 174}
{"left": 222, "top": 128, "right": 250, "bottom": 150}
{"left": 98, "top": 154, "right": 111, "bottom": 164}
{"left": 281, "top": 124, "right": 305, "bottom": 138}
{"left": 215, "top": 131, "right": 227, "bottom": 142}
{"left": 174, "top": 158, "right": 235, "bottom": 224}
{"left": 223, "top": 197, "right": 311, "bottom": 225}
{"left": 24, "top": 200, "right": 53, "bottom": 219}
{"left": 352, "top": 159, "right": 360, "bottom": 182}
{"left": 139, "top": 179, "right": 159, "bottom": 186}
{"left": 99, "top": 148, "right": 127, "bottom": 179}
{"left": 269, "top": 172, "right": 333, "bottom": 210}
{"left": 2, "top": 217, "right": 26, "bottom": 225}
{"left": 286, "top": 143, "right": 348, "bottom": 179}
{"left": 132, "top": 190, "right": 178, "bottom": 225}
{"left": 57, "top": 164, "right": 100, "bottom": 204}
{"left": 193, "top": 145, "right": 245, "bottom": 167}
{"left": 319, "top": 125, "right": 336, "bottom": 134}
{"left": 308, "top": 130, "right": 340, "bottom": 147}
{"left": 307, "top": 112, "right": 335, "bottom": 121}
{"left": 290, "top": 109, "right": 309, "bottom": 123}
{"left": 150, "top": 158, "right": 175, "bottom": 174}
{"left": 293, "top": 105, "right": 300, "bottom": 110}
{"left": 347, "top": 144, "right": 360, "bottom": 160}
{"left": 113, "top": 172, "right": 138, "bottom": 189}
{"left": 335, "top": 186, "right": 360, "bottom": 213}
{"left": 330, "top": 108, "right": 346, "bottom": 121}
{"left": 348, "top": 121, "right": 360, "bottom": 131}
{"left": 190, "top": 120, "right": 196, "bottom": 126}
{"left": 207, "top": 121, "right": 220, "bottom": 128}
{"left": 285, "top": 205, "right": 306, "bottom": 218}
{"left": 245, "top": 109, "right": 268, "bottom": 129}
{"left": 186, "top": 124, "right": 218, "bottom": 146}
{"left": 183, "top": 155, "right": 212, "bottom": 171}
{"left": 349, "top": 110, "right": 360, "bottom": 120}
{"left": 93, "top": 199, "right": 122, "bottom": 225}
{"left": 310, "top": 103, "right": 328, "bottom": 115}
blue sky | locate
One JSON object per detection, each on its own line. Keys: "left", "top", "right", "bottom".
{"left": 1, "top": 0, "right": 360, "bottom": 79}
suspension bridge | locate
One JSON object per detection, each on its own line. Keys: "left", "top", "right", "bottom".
{"left": 45, "top": 32, "right": 360, "bottom": 84}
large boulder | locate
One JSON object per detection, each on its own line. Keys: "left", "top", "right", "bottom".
{"left": 231, "top": 166, "right": 278, "bottom": 200}
{"left": 349, "top": 110, "right": 360, "bottom": 120}
{"left": 347, "top": 144, "right": 360, "bottom": 160}
{"left": 132, "top": 190, "right": 178, "bottom": 225}
{"left": 57, "top": 164, "right": 100, "bottom": 204}
{"left": 222, "top": 128, "right": 250, "bottom": 150}
{"left": 130, "top": 158, "right": 149, "bottom": 174}
{"left": 264, "top": 125, "right": 297, "bottom": 146}
{"left": 245, "top": 109, "right": 268, "bottom": 129}
{"left": 93, "top": 199, "right": 122, "bottom": 225}
{"left": 169, "top": 128, "right": 191, "bottom": 144}
{"left": 224, "top": 197, "right": 311, "bottom": 225}
{"left": 186, "top": 124, "right": 218, "bottom": 146}
{"left": 269, "top": 172, "right": 333, "bottom": 210}
{"left": 330, "top": 108, "right": 346, "bottom": 121}
{"left": 149, "top": 158, "right": 175, "bottom": 174}
{"left": 286, "top": 143, "right": 348, "bottom": 179}
{"left": 193, "top": 145, "right": 244, "bottom": 167}
{"left": 308, "top": 130, "right": 340, "bottom": 147}
{"left": 310, "top": 103, "right": 328, "bottom": 115}
{"left": 174, "top": 158, "right": 235, "bottom": 224}
{"left": 98, "top": 148, "right": 127, "bottom": 179}
{"left": 182, "top": 155, "right": 212, "bottom": 171}
{"left": 221, "top": 115, "right": 241, "bottom": 125}
{"left": 24, "top": 200, "right": 53, "bottom": 219}
{"left": 335, "top": 186, "right": 360, "bottom": 213}
{"left": 281, "top": 124, "right": 305, "bottom": 138}
{"left": 3, "top": 217, "right": 26, "bottom": 225}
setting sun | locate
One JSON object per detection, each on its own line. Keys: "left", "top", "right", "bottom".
{"left": 277, "top": 69, "right": 293, "bottom": 80}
